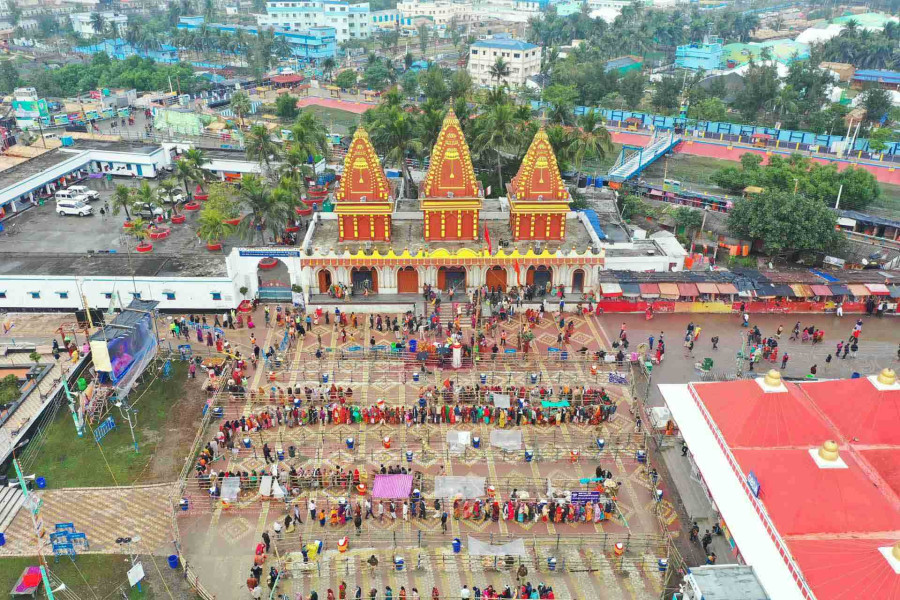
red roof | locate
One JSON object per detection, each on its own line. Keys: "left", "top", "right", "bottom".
{"left": 271, "top": 74, "right": 303, "bottom": 84}
{"left": 731, "top": 447, "right": 900, "bottom": 536}
{"left": 685, "top": 376, "right": 900, "bottom": 600}
{"left": 787, "top": 538, "right": 900, "bottom": 600}
{"left": 801, "top": 378, "right": 900, "bottom": 446}
{"left": 693, "top": 380, "right": 834, "bottom": 448}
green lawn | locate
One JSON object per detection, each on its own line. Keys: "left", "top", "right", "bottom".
{"left": 0, "top": 555, "right": 149, "bottom": 600}
{"left": 16, "top": 361, "right": 196, "bottom": 488}
{"left": 298, "top": 104, "right": 362, "bottom": 134}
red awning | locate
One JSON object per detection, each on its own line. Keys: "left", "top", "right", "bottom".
{"left": 677, "top": 283, "right": 699, "bottom": 297}
{"left": 696, "top": 282, "right": 719, "bottom": 294}
{"left": 639, "top": 283, "right": 660, "bottom": 295}
{"left": 810, "top": 285, "right": 833, "bottom": 296}
{"left": 600, "top": 283, "right": 622, "bottom": 297}
{"left": 716, "top": 283, "right": 738, "bottom": 295}
{"left": 866, "top": 283, "right": 890, "bottom": 296}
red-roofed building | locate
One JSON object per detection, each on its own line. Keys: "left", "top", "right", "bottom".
{"left": 333, "top": 127, "right": 393, "bottom": 242}
{"left": 661, "top": 369, "right": 900, "bottom": 600}
{"left": 507, "top": 128, "right": 570, "bottom": 241}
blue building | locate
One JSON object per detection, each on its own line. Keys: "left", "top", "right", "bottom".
{"left": 73, "top": 39, "right": 181, "bottom": 63}
{"left": 675, "top": 38, "right": 724, "bottom": 71}
{"left": 177, "top": 18, "right": 336, "bottom": 62}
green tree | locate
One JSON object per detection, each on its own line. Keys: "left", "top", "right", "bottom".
{"left": 276, "top": 93, "right": 300, "bottom": 119}
{"left": 620, "top": 194, "right": 647, "bottom": 220}
{"left": 488, "top": 57, "right": 510, "bottom": 88}
{"left": 368, "top": 106, "right": 422, "bottom": 197}
{"left": 542, "top": 84, "right": 578, "bottom": 125}
{"left": 322, "top": 57, "right": 336, "bottom": 81}
{"left": 174, "top": 158, "right": 199, "bottom": 198}
{"left": 727, "top": 190, "right": 845, "bottom": 255}
{"left": 472, "top": 102, "right": 522, "bottom": 196}
{"left": 290, "top": 111, "right": 330, "bottom": 162}
{"left": 197, "top": 208, "right": 236, "bottom": 246}
{"left": 237, "top": 175, "right": 278, "bottom": 245}
{"left": 229, "top": 90, "right": 252, "bottom": 129}
{"left": 569, "top": 109, "right": 613, "bottom": 177}
{"left": 862, "top": 86, "right": 892, "bottom": 123}
{"left": 0, "top": 61, "right": 20, "bottom": 95}
{"left": 652, "top": 75, "right": 682, "bottom": 112}
{"left": 867, "top": 127, "right": 893, "bottom": 153}
{"left": 89, "top": 12, "right": 106, "bottom": 35}
{"left": 688, "top": 97, "right": 727, "bottom": 122}
{"left": 335, "top": 69, "right": 358, "bottom": 90}
{"left": 110, "top": 184, "right": 133, "bottom": 221}
{"left": 245, "top": 124, "right": 281, "bottom": 172}
{"left": 670, "top": 205, "right": 704, "bottom": 237}
{"left": 417, "top": 23, "right": 430, "bottom": 55}
{"left": 125, "top": 217, "right": 152, "bottom": 245}
{"left": 733, "top": 60, "right": 779, "bottom": 120}
{"left": 619, "top": 70, "right": 646, "bottom": 110}
{"left": 156, "top": 177, "right": 181, "bottom": 214}
{"left": 401, "top": 70, "right": 419, "bottom": 98}
{"left": 363, "top": 63, "right": 392, "bottom": 90}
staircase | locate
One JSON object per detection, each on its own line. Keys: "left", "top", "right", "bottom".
{"left": 607, "top": 130, "right": 681, "bottom": 182}
{"left": 0, "top": 486, "right": 25, "bottom": 533}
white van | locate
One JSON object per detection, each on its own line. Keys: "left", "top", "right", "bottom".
{"left": 66, "top": 185, "right": 100, "bottom": 201}
{"left": 55, "top": 189, "right": 90, "bottom": 202}
{"left": 57, "top": 199, "right": 93, "bottom": 217}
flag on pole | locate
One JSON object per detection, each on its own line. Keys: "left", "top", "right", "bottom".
{"left": 513, "top": 262, "right": 521, "bottom": 285}
{"left": 484, "top": 224, "right": 492, "bottom": 255}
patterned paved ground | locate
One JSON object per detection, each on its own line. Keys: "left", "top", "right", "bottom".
{"left": 0, "top": 483, "right": 178, "bottom": 558}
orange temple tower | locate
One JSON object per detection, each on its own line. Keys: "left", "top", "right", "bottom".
{"left": 334, "top": 127, "right": 394, "bottom": 242}
{"left": 507, "top": 128, "right": 570, "bottom": 241}
{"left": 420, "top": 110, "right": 483, "bottom": 242}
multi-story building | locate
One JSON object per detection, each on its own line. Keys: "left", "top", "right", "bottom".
{"left": 675, "top": 37, "right": 724, "bottom": 71}
{"left": 178, "top": 18, "right": 337, "bottom": 61}
{"left": 396, "top": 0, "right": 471, "bottom": 27}
{"left": 257, "top": 1, "right": 371, "bottom": 43}
{"left": 472, "top": 0, "right": 541, "bottom": 24}
{"left": 70, "top": 11, "right": 128, "bottom": 38}
{"left": 370, "top": 8, "right": 412, "bottom": 31}
{"left": 468, "top": 34, "right": 541, "bottom": 88}
{"left": 74, "top": 38, "right": 180, "bottom": 63}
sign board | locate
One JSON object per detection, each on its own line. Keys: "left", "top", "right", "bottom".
{"left": 239, "top": 249, "right": 301, "bottom": 258}
{"left": 127, "top": 563, "right": 145, "bottom": 587}
{"left": 823, "top": 256, "right": 846, "bottom": 268}
{"left": 570, "top": 491, "right": 601, "bottom": 503}
{"left": 746, "top": 471, "right": 761, "bottom": 498}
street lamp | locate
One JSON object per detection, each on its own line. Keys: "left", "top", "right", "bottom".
{"left": 114, "top": 400, "right": 139, "bottom": 453}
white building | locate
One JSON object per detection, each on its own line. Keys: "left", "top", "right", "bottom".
{"left": 70, "top": 11, "right": 128, "bottom": 37}
{"left": 468, "top": 34, "right": 541, "bottom": 88}
{"left": 471, "top": 0, "right": 540, "bottom": 23}
{"left": 396, "top": 0, "right": 472, "bottom": 27}
{"left": 258, "top": 1, "right": 371, "bottom": 43}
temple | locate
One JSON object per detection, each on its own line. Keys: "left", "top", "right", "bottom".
{"left": 420, "top": 110, "right": 483, "bottom": 242}
{"left": 507, "top": 128, "right": 570, "bottom": 241}
{"left": 334, "top": 127, "right": 394, "bottom": 242}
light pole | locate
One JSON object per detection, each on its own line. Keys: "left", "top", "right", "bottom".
{"left": 114, "top": 400, "right": 139, "bottom": 453}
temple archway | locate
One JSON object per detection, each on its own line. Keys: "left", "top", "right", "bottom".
{"left": 351, "top": 267, "right": 378, "bottom": 294}
{"left": 526, "top": 266, "right": 552, "bottom": 288}
{"left": 572, "top": 269, "right": 585, "bottom": 293}
{"left": 437, "top": 266, "right": 466, "bottom": 291}
{"left": 397, "top": 267, "right": 419, "bottom": 294}
{"left": 485, "top": 266, "right": 507, "bottom": 291}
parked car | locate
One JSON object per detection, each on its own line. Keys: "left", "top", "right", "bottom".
{"left": 55, "top": 189, "right": 90, "bottom": 203}
{"left": 56, "top": 199, "right": 93, "bottom": 217}
{"left": 134, "top": 202, "right": 164, "bottom": 219}
{"left": 158, "top": 190, "right": 185, "bottom": 204}
{"left": 66, "top": 185, "right": 100, "bottom": 201}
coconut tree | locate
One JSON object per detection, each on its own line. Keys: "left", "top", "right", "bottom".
{"left": 89, "top": 12, "right": 105, "bottom": 35}
{"left": 183, "top": 148, "right": 208, "bottom": 190}
{"left": 174, "top": 158, "right": 200, "bottom": 199}
{"left": 569, "top": 109, "right": 613, "bottom": 179}
{"left": 237, "top": 175, "right": 277, "bottom": 245}
{"left": 197, "top": 208, "right": 236, "bottom": 247}
{"left": 322, "top": 57, "right": 336, "bottom": 81}
{"left": 157, "top": 177, "right": 181, "bottom": 213}
{"left": 368, "top": 106, "right": 421, "bottom": 197}
{"left": 472, "top": 102, "right": 522, "bottom": 196}
{"left": 488, "top": 57, "right": 510, "bottom": 89}
{"left": 229, "top": 90, "right": 252, "bottom": 129}
{"left": 126, "top": 217, "right": 151, "bottom": 246}
{"left": 131, "top": 180, "right": 158, "bottom": 213}
{"left": 290, "top": 111, "right": 330, "bottom": 162}
{"left": 110, "top": 184, "right": 133, "bottom": 221}
{"left": 245, "top": 124, "right": 281, "bottom": 174}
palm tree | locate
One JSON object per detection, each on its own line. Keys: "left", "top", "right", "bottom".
{"left": 229, "top": 90, "right": 252, "bottom": 129}
{"left": 416, "top": 107, "right": 446, "bottom": 156}
{"left": 369, "top": 106, "right": 422, "bottom": 198}
{"left": 89, "top": 12, "right": 105, "bottom": 35}
{"left": 322, "top": 57, "right": 336, "bottom": 81}
{"left": 203, "top": 0, "right": 215, "bottom": 23}
{"left": 197, "top": 208, "right": 236, "bottom": 246}
{"left": 126, "top": 218, "right": 151, "bottom": 246}
{"left": 290, "top": 111, "right": 330, "bottom": 162}
{"left": 245, "top": 124, "right": 281, "bottom": 173}
{"left": 174, "top": 158, "right": 199, "bottom": 198}
{"left": 472, "top": 102, "right": 522, "bottom": 197}
{"left": 273, "top": 35, "right": 293, "bottom": 61}
{"left": 183, "top": 148, "right": 208, "bottom": 190}
{"left": 237, "top": 175, "right": 280, "bottom": 245}
{"left": 488, "top": 57, "right": 510, "bottom": 88}
{"left": 132, "top": 180, "right": 158, "bottom": 211}
{"left": 157, "top": 177, "right": 181, "bottom": 213}
{"left": 570, "top": 109, "right": 613, "bottom": 178}
{"left": 111, "top": 184, "right": 133, "bottom": 221}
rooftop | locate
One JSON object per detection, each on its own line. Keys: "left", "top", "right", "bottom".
{"left": 309, "top": 212, "right": 595, "bottom": 255}
{"left": 663, "top": 373, "right": 900, "bottom": 600}
{"left": 472, "top": 35, "right": 538, "bottom": 51}
{"left": 0, "top": 149, "right": 75, "bottom": 191}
